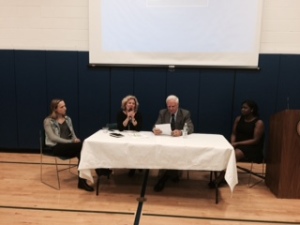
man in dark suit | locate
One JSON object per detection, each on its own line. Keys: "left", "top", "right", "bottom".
{"left": 152, "top": 95, "right": 194, "bottom": 191}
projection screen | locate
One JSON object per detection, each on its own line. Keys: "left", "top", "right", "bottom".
{"left": 89, "top": 0, "right": 263, "bottom": 68}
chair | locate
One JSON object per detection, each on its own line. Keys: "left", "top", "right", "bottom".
{"left": 237, "top": 139, "right": 266, "bottom": 187}
{"left": 40, "top": 130, "right": 77, "bottom": 190}
{"left": 237, "top": 158, "right": 265, "bottom": 188}
{"left": 236, "top": 136, "right": 266, "bottom": 187}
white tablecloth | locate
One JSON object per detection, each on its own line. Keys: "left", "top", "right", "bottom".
{"left": 78, "top": 131, "right": 238, "bottom": 192}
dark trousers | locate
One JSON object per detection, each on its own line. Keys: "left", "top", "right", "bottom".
{"left": 162, "top": 169, "right": 181, "bottom": 179}
{"left": 52, "top": 142, "right": 82, "bottom": 161}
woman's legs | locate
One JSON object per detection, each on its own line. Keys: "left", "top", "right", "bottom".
{"left": 235, "top": 148, "right": 245, "bottom": 161}
{"left": 52, "top": 143, "right": 82, "bottom": 160}
{"left": 52, "top": 143, "right": 94, "bottom": 192}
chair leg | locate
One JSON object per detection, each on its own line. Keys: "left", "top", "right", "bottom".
{"left": 67, "top": 158, "right": 78, "bottom": 175}
{"left": 40, "top": 154, "right": 60, "bottom": 190}
{"left": 55, "top": 158, "right": 61, "bottom": 190}
{"left": 247, "top": 162, "right": 254, "bottom": 186}
{"left": 96, "top": 177, "right": 100, "bottom": 196}
{"left": 248, "top": 162, "right": 265, "bottom": 188}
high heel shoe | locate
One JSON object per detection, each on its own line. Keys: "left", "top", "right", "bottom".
{"left": 78, "top": 178, "right": 94, "bottom": 192}
{"left": 95, "top": 168, "right": 112, "bottom": 179}
{"left": 153, "top": 174, "right": 169, "bottom": 192}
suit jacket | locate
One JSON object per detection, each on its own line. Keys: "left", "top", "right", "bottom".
{"left": 155, "top": 108, "right": 194, "bottom": 134}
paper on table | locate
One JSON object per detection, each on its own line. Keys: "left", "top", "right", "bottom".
{"left": 155, "top": 123, "right": 172, "bottom": 135}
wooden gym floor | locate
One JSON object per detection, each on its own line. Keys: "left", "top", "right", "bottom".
{"left": 0, "top": 152, "right": 300, "bottom": 225}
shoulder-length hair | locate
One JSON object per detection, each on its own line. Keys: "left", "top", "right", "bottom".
{"left": 121, "top": 95, "right": 139, "bottom": 112}
{"left": 48, "top": 99, "right": 64, "bottom": 119}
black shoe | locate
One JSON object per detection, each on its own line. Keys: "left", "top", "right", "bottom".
{"left": 154, "top": 179, "right": 166, "bottom": 192}
{"left": 208, "top": 180, "right": 216, "bottom": 189}
{"left": 95, "top": 168, "right": 112, "bottom": 179}
{"left": 171, "top": 175, "right": 180, "bottom": 183}
{"left": 78, "top": 179, "right": 94, "bottom": 192}
{"left": 128, "top": 169, "right": 136, "bottom": 177}
{"left": 208, "top": 178, "right": 227, "bottom": 189}
{"left": 153, "top": 175, "right": 169, "bottom": 192}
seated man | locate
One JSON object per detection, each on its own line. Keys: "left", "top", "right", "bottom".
{"left": 152, "top": 95, "right": 194, "bottom": 192}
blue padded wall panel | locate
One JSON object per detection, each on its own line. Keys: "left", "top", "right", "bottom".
{"left": 277, "top": 55, "right": 300, "bottom": 111}
{"left": 110, "top": 68, "right": 134, "bottom": 122}
{"left": 166, "top": 69, "right": 200, "bottom": 132}
{"left": 15, "top": 50, "right": 48, "bottom": 148}
{"left": 134, "top": 68, "right": 167, "bottom": 130}
{"left": 45, "top": 51, "right": 80, "bottom": 133}
{"left": 234, "top": 54, "right": 280, "bottom": 136}
{"left": 198, "top": 70, "right": 235, "bottom": 139}
{"left": 0, "top": 50, "right": 18, "bottom": 148}
{"left": 2, "top": 49, "right": 300, "bottom": 151}
{"left": 78, "top": 53, "right": 110, "bottom": 139}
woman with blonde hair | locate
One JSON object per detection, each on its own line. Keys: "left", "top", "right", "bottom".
{"left": 116, "top": 95, "right": 143, "bottom": 177}
{"left": 116, "top": 95, "right": 143, "bottom": 131}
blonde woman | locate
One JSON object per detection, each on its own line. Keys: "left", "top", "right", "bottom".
{"left": 116, "top": 95, "right": 143, "bottom": 177}
{"left": 116, "top": 95, "right": 143, "bottom": 131}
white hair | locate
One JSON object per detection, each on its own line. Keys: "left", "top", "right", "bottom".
{"left": 166, "top": 95, "right": 179, "bottom": 104}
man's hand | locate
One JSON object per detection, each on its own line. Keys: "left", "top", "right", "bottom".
{"left": 153, "top": 128, "right": 162, "bottom": 135}
{"left": 171, "top": 129, "right": 182, "bottom": 137}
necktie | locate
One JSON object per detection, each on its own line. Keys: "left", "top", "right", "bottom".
{"left": 171, "top": 114, "right": 175, "bottom": 131}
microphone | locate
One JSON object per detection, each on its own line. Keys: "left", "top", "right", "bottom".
{"left": 128, "top": 108, "right": 133, "bottom": 120}
{"left": 127, "top": 108, "right": 134, "bottom": 130}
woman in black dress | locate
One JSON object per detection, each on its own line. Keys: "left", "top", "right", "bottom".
{"left": 116, "top": 95, "right": 143, "bottom": 177}
{"left": 231, "top": 100, "right": 265, "bottom": 162}
{"left": 116, "top": 95, "right": 143, "bottom": 131}
{"left": 212, "top": 100, "right": 265, "bottom": 187}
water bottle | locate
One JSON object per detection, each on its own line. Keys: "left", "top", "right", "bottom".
{"left": 183, "top": 123, "right": 188, "bottom": 138}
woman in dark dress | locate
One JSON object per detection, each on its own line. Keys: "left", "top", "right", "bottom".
{"left": 231, "top": 100, "right": 265, "bottom": 163}
{"left": 116, "top": 95, "right": 143, "bottom": 131}
{"left": 212, "top": 100, "right": 265, "bottom": 187}
{"left": 116, "top": 95, "right": 143, "bottom": 177}
{"left": 97, "top": 95, "right": 143, "bottom": 178}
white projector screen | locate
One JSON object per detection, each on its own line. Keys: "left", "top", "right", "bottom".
{"left": 89, "top": 0, "right": 263, "bottom": 68}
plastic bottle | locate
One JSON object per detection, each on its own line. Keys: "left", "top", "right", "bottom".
{"left": 183, "top": 123, "right": 188, "bottom": 138}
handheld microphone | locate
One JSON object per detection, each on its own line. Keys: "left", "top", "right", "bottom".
{"left": 127, "top": 108, "right": 133, "bottom": 130}
{"left": 128, "top": 108, "right": 133, "bottom": 120}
